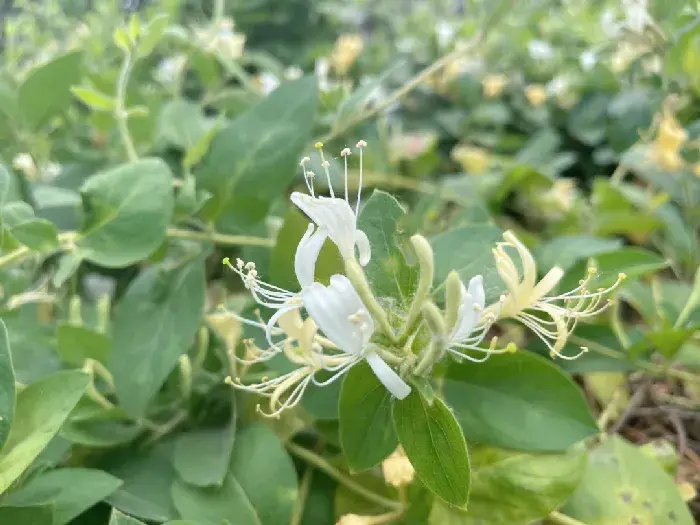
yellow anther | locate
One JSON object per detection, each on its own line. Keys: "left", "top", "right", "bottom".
{"left": 505, "top": 342, "right": 518, "bottom": 353}
{"left": 618, "top": 272, "right": 627, "bottom": 280}
{"left": 222, "top": 257, "right": 230, "bottom": 266}
{"left": 314, "top": 141, "right": 324, "bottom": 149}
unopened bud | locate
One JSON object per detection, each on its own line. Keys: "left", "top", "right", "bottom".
{"left": 381, "top": 445, "right": 415, "bottom": 488}
{"left": 421, "top": 300, "right": 446, "bottom": 339}
{"left": 336, "top": 514, "right": 372, "bottom": 525}
{"left": 444, "top": 270, "right": 463, "bottom": 333}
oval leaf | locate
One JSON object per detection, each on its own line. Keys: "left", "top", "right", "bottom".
{"left": 0, "top": 370, "right": 89, "bottom": 493}
{"left": 443, "top": 352, "right": 598, "bottom": 452}
{"left": 392, "top": 390, "right": 470, "bottom": 507}
{"left": 339, "top": 361, "right": 398, "bottom": 471}
{"left": 76, "top": 158, "right": 173, "bottom": 268}
{"left": 0, "top": 319, "right": 14, "bottom": 450}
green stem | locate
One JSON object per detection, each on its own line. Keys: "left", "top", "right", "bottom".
{"left": 289, "top": 463, "right": 313, "bottom": 525}
{"left": 166, "top": 227, "right": 274, "bottom": 247}
{"left": 0, "top": 245, "right": 30, "bottom": 269}
{"left": 345, "top": 259, "right": 397, "bottom": 342}
{"left": 319, "top": 34, "right": 485, "bottom": 143}
{"left": 570, "top": 335, "right": 700, "bottom": 385}
{"left": 285, "top": 442, "right": 402, "bottom": 511}
{"left": 115, "top": 51, "right": 138, "bottom": 162}
{"left": 547, "top": 511, "right": 588, "bottom": 525}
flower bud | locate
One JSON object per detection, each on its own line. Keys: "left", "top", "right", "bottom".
{"left": 421, "top": 300, "right": 446, "bottom": 339}
{"left": 444, "top": 270, "right": 463, "bottom": 333}
{"left": 336, "top": 514, "right": 372, "bottom": 525}
{"left": 382, "top": 445, "right": 415, "bottom": 488}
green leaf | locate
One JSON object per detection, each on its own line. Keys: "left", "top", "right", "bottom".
{"left": 56, "top": 324, "right": 111, "bottom": 366}
{"left": 567, "top": 94, "right": 609, "bottom": 146}
{"left": 1, "top": 201, "right": 59, "bottom": 252}
{"left": 392, "top": 390, "right": 470, "bottom": 507}
{"left": 230, "top": 423, "right": 298, "bottom": 525}
{"left": 563, "top": 436, "right": 694, "bottom": 524}
{"left": 534, "top": 235, "right": 624, "bottom": 272}
{"left": 53, "top": 252, "right": 83, "bottom": 288}
{"left": 198, "top": 76, "right": 317, "bottom": 230}
{"left": 173, "top": 415, "right": 236, "bottom": 488}
{"left": 339, "top": 361, "right": 398, "bottom": 471}
{"left": 61, "top": 419, "right": 141, "bottom": 448}
{"left": 430, "top": 225, "right": 504, "bottom": 302}
{"left": 105, "top": 447, "right": 179, "bottom": 522}
{"left": 429, "top": 446, "right": 587, "bottom": 525}
{"left": 357, "top": 190, "right": 417, "bottom": 305}
{"left": 109, "top": 508, "right": 147, "bottom": 525}
{"left": 71, "top": 87, "right": 115, "bottom": 111}
{"left": 0, "top": 319, "right": 15, "bottom": 450}
{"left": 139, "top": 14, "right": 170, "bottom": 57}
{"left": 559, "top": 248, "right": 668, "bottom": 292}
{"left": 5, "top": 468, "right": 122, "bottom": 525}
{"left": 443, "top": 352, "right": 598, "bottom": 451}
{"left": 0, "top": 370, "right": 88, "bottom": 494}
{"left": 76, "top": 158, "right": 174, "bottom": 268}
{"left": 0, "top": 505, "right": 54, "bottom": 524}
{"left": 110, "top": 255, "right": 205, "bottom": 417}
{"left": 269, "top": 207, "right": 342, "bottom": 289}
{"left": 157, "top": 99, "right": 210, "bottom": 151}
{"left": 171, "top": 473, "right": 261, "bottom": 525}
{"left": 19, "top": 51, "right": 83, "bottom": 130}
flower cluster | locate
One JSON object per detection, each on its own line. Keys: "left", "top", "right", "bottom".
{"left": 222, "top": 141, "right": 625, "bottom": 417}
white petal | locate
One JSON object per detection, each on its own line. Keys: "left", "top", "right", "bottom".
{"left": 294, "top": 223, "right": 328, "bottom": 288}
{"left": 291, "top": 192, "right": 357, "bottom": 260}
{"left": 467, "top": 275, "right": 485, "bottom": 310}
{"left": 301, "top": 275, "right": 374, "bottom": 355}
{"left": 355, "top": 229, "right": 371, "bottom": 266}
{"left": 365, "top": 352, "right": 411, "bottom": 399}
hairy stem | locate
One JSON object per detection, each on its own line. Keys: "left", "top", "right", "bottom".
{"left": 115, "top": 51, "right": 138, "bottom": 162}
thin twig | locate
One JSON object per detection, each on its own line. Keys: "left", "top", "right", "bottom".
{"left": 285, "top": 442, "right": 402, "bottom": 511}
{"left": 609, "top": 380, "right": 651, "bottom": 435}
{"left": 547, "top": 510, "right": 588, "bottom": 525}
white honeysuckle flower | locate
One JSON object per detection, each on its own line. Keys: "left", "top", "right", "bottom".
{"left": 527, "top": 40, "right": 554, "bottom": 61}
{"left": 223, "top": 222, "right": 327, "bottom": 346}
{"left": 302, "top": 274, "right": 411, "bottom": 399}
{"left": 155, "top": 55, "right": 187, "bottom": 86}
{"left": 579, "top": 50, "right": 598, "bottom": 71}
{"left": 446, "top": 275, "right": 507, "bottom": 363}
{"left": 622, "top": 0, "right": 653, "bottom": 33}
{"left": 290, "top": 141, "right": 371, "bottom": 265}
{"left": 257, "top": 72, "right": 280, "bottom": 95}
{"left": 225, "top": 308, "right": 358, "bottom": 418}
{"left": 436, "top": 21, "right": 456, "bottom": 49}
{"left": 486, "top": 231, "right": 626, "bottom": 359}
{"left": 601, "top": 8, "right": 622, "bottom": 37}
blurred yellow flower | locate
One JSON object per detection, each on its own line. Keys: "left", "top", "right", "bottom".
{"left": 381, "top": 445, "right": 415, "bottom": 488}
{"left": 650, "top": 109, "right": 687, "bottom": 171}
{"left": 542, "top": 178, "right": 577, "bottom": 213}
{"left": 525, "top": 84, "right": 547, "bottom": 107}
{"left": 693, "top": 163, "right": 700, "bottom": 178}
{"left": 331, "top": 34, "right": 364, "bottom": 76}
{"left": 482, "top": 74, "right": 507, "bottom": 98}
{"left": 451, "top": 144, "right": 490, "bottom": 174}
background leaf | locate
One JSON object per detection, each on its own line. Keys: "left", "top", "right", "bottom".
{"left": 76, "top": 158, "right": 173, "bottom": 268}
{"left": 357, "top": 190, "right": 417, "bottom": 305}
{"left": 198, "top": 76, "right": 318, "bottom": 230}
{"left": 110, "top": 255, "right": 205, "bottom": 417}
{"left": 443, "top": 352, "right": 598, "bottom": 451}
{"left": 0, "top": 319, "right": 15, "bottom": 450}
{"left": 0, "top": 370, "right": 88, "bottom": 494}
{"left": 563, "top": 436, "right": 694, "bottom": 524}
{"left": 4, "top": 467, "right": 122, "bottom": 525}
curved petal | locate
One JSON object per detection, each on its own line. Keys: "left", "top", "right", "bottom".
{"left": 355, "top": 229, "right": 371, "bottom": 266}
{"left": 365, "top": 351, "right": 411, "bottom": 399}
{"left": 301, "top": 275, "right": 374, "bottom": 355}
{"left": 294, "top": 223, "right": 328, "bottom": 288}
{"left": 531, "top": 266, "right": 564, "bottom": 302}
{"left": 291, "top": 192, "right": 357, "bottom": 260}
{"left": 451, "top": 275, "right": 485, "bottom": 342}
{"left": 503, "top": 231, "right": 537, "bottom": 292}
{"left": 266, "top": 305, "right": 302, "bottom": 349}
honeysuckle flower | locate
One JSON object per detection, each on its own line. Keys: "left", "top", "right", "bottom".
{"left": 223, "top": 220, "right": 327, "bottom": 346}
{"left": 436, "top": 21, "right": 456, "bottom": 49}
{"left": 622, "top": 0, "right": 653, "bottom": 33}
{"left": 525, "top": 84, "right": 548, "bottom": 107}
{"left": 540, "top": 178, "right": 578, "bottom": 215}
{"left": 12, "top": 153, "right": 36, "bottom": 179}
{"left": 487, "top": 231, "right": 626, "bottom": 359}
{"left": 155, "top": 55, "right": 187, "bottom": 86}
{"left": 254, "top": 72, "right": 280, "bottom": 96}
{"left": 382, "top": 446, "right": 415, "bottom": 487}
{"left": 579, "top": 49, "right": 598, "bottom": 71}
{"left": 451, "top": 144, "right": 490, "bottom": 174}
{"left": 224, "top": 308, "right": 359, "bottom": 418}
{"left": 302, "top": 274, "right": 411, "bottom": 400}
{"left": 527, "top": 40, "right": 554, "bottom": 61}
{"left": 482, "top": 74, "right": 507, "bottom": 98}
{"left": 194, "top": 18, "right": 245, "bottom": 60}
{"left": 291, "top": 142, "right": 371, "bottom": 265}
{"left": 330, "top": 34, "right": 364, "bottom": 75}
{"left": 444, "top": 274, "right": 508, "bottom": 363}
{"left": 650, "top": 109, "right": 687, "bottom": 171}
